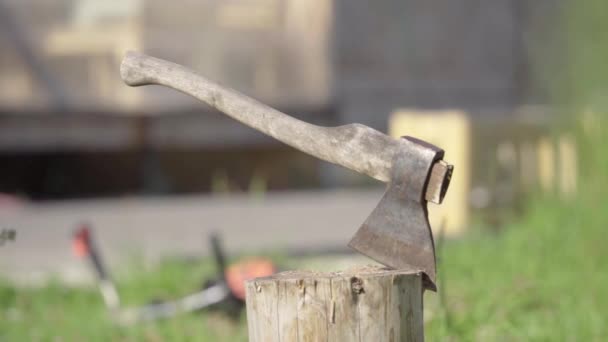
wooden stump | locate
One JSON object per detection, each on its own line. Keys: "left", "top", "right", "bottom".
{"left": 245, "top": 266, "right": 425, "bottom": 342}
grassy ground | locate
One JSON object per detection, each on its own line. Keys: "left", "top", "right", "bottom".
{"left": 1, "top": 183, "right": 606, "bottom": 341}
{"left": 0, "top": 258, "right": 250, "bottom": 341}
{"left": 426, "top": 196, "right": 607, "bottom": 340}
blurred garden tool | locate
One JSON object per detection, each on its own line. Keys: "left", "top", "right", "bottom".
{"left": 72, "top": 223, "right": 276, "bottom": 324}
{"left": 72, "top": 224, "right": 121, "bottom": 310}
{"left": 120, "top": 52, "right": 454, "bottom": 290}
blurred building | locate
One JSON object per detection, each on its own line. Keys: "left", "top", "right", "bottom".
{"left": 0, "top": 0, "right": 554, "bottom": 119}
{"left": 0, "top": 0, "right": 570, "bottom": 230}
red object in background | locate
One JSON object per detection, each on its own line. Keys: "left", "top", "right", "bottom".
{"left": 225, "top": 258, "right": 276, "bottom": 300}
{"left": 73, "top": 224, "right": 91, "bottom": 258}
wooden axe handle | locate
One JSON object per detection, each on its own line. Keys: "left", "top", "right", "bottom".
{"left": 120, "top": 52, "right": 449, "bottom": 203}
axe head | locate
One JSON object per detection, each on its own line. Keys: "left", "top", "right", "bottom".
{"left": 348, "top": 137, "right": 452, "bottom": 291}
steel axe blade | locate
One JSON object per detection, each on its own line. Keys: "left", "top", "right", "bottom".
{"left": 349, "top": 137, "right": 449, "bottom": 290}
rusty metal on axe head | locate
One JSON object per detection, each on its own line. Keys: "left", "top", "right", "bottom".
{"left": 120, "top": 52, "right": 453, "bottom": 291}
{"left": 349, "top": 136, "right": 446, "bottom": 291}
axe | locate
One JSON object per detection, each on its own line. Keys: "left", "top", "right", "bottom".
{"left": 120, "top": 52, "right": 453, "bottom": 290}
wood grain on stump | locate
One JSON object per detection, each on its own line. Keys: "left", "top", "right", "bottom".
{"left": 245, "top": 266, "right": 424, "bottom": 342}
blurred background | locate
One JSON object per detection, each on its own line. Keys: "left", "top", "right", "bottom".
{"left": 0, "top": 0, "right": 605, "bottom": 340}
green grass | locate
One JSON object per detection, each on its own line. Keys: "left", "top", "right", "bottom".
{"left": 426, "top": 195, "right": 608, "bottom": 341}
{"left": 0, "top": 258, "right": 249, "bottom": 342}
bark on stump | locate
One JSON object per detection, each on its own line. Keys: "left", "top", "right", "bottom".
{"left": 245, "top": 266, "right": 425, "bottom": 342}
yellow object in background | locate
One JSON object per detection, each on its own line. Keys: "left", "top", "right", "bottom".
{"left": 536, "top": 134, "right": 578, "bottom": 197}
{"left": 389, "top": 110, "right": 471, "bottom": 236}
{"left": 537, "top": 137, "right": 556, "bottom": 192}
{"left": 558, "top": 135, "right": 578, "bottom": 198}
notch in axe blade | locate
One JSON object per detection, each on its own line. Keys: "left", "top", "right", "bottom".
{"left": 120, "top": 52, "right": 453, "bottom": 290}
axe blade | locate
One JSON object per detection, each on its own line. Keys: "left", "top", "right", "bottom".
{"left": 349, "top": 137, "right": 444, "bottom": 291}
{"left": 348, "top": 188, "right": 437, "bottom": 291}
